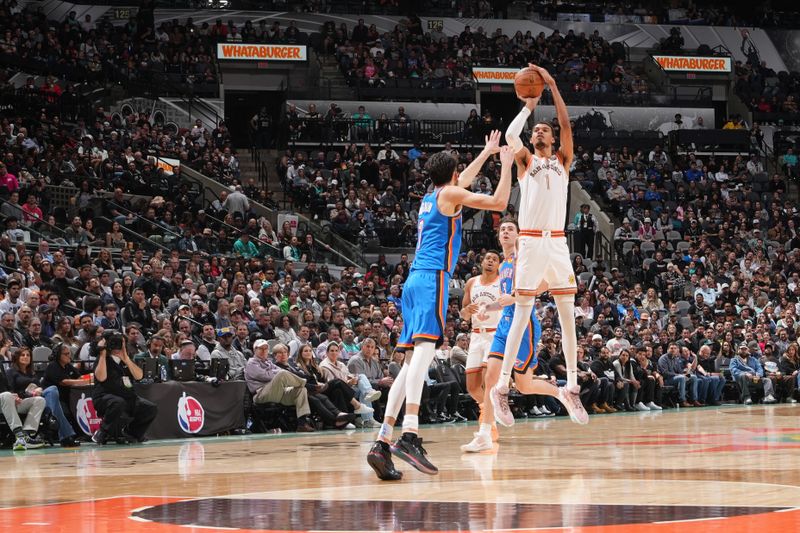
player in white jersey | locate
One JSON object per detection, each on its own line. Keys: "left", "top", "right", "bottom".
{"left": 458, "top": 251, "right": 501, "bottom": 449}
{"left": 489, "top": 64, "right": 589, "bottom": 427}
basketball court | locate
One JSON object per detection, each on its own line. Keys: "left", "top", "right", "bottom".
{"left": 2, "top": 405, "right": 799, "bottom": 532}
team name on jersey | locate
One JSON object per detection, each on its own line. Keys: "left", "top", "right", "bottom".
{"left": 529, "top": 158, "right": 564, "bottom": 179}
{"left": 472, "top": 290, "right": 498, "bottom": 301}
{"left": 419, "top": 200, "right": 433, "bottom": 215}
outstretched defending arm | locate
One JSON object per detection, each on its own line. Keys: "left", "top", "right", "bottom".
{"left": 440, "top": 145, "right": 515, "bottom": 212}
{"left": 457, "top": 130, "right": 501, "bottom": 189}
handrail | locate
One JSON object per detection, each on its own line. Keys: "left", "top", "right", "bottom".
{"left": 105, "top": 200, "right": 184, "bottom": 241}
{"left": 0, "top": 196, "right": 71, "bottom": 239}
{"left": 197, "top": 211, "right": 282, "bottom": 257}
{"left": 180, "top": 164, "right": 367, "bottom": 268}
{"left": 97, "top": 217, "right": 171, "bottom": 253}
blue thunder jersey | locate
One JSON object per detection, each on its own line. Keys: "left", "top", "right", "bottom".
{"left": 499, "top": 256, "right": 515, "bottom": 317}
{"left": 411, "top": 188, "right": 462, "bottom": 275}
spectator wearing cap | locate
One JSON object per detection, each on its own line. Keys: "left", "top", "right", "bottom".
{"left": 211, "top": 326, "right": 247, "bottom": 380}
{"left": 730, "top": 342, "right": 777, "bottom": 404}
{"left": 245, "top": 341, "right": 315, "bottom": 432}
{"left": 638, "top": 217, "right": 656, "bottom": 241}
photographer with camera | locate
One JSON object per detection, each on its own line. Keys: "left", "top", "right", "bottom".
{"left": 91, "top": 331, "right": 158, "bottom": 444}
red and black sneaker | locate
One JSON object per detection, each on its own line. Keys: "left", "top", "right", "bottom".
{"left": 367, "top": 441, "right": 403, "bottom": 481}
{"left": 390, "top": 433, "right": 438, "bottom": 475}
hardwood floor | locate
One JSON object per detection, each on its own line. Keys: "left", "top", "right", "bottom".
{"left": 1, "top": 404, "right": 799, "bottom": 532}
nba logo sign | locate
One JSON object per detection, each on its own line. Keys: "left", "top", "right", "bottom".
{"left": 177, "top": 392, "right": 205, "bottom": 434}
{"left": 76, "top": 393, "right": 102, "bottom": 436}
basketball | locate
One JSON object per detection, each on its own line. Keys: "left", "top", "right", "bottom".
{"left": 514, "top": 67, "right": 545, "bottom": 99}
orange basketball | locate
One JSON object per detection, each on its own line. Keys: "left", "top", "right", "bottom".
{"left": 514, "top": 67, "right": 545, "bottom": 99}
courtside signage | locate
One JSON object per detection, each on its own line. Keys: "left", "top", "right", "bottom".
{"left": 653, "top": 55, "right": 731, "bottom": 73}
{"left": 217, "top": 43, "right": 307, "bottom": 61}
{"left": 473, "top": 67, "right": 518, "bottom": 84}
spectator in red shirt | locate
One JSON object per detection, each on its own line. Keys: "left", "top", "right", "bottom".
{"left": 0, "top": 163, "right": 18, "bottom": 195}
{"left": 21, "top": 194, "right": 42, "bottom": 224}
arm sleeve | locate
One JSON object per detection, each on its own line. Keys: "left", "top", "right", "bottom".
{"left": 504, "top": 107, "right": 531, "bottom": 154}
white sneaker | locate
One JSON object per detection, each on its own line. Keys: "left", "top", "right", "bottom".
{"left": 364, "top": 389, "right": 382, "bottom": 403}
{"left": 647, "top": 402, "right": 663, "bottom": 410}
{"left": 764, "top": 394, "right": 777, "bottom": 404}
{"left": 744, "top": 398, "right": 753, "bottom": 405}
{"left": 353, "top": 404, "right": 374, "bottom": 416}
{"left": 530, "top": 405, "right": 543, "bottom": 417}
{"left": 790, "top": 398, "right": 798, "bottom": 404}
{"left": 344, "top": 423, "right": 356, "bottom": 429}
{"left": 362, "top": 418, "right": 381, "bottom": 428}
{"left": 557, "top": 385, "right": 590, "bottom": 425}
{"left": 490, "top": 384, "right": 515, "bottom": 427}
{"left": 635, "top": 402, "right": 650, "bottom": 411}
{"left": 460, "top": 432, "right": 493, "bottom": 453}
{"left": 539, "top": 405, "right": 552, "bottom": 415}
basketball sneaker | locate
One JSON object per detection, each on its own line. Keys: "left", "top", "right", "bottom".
{"left": 557, "top": 385, "right": 590, "bottom": 425}
{"left": 367, "top": 441, "right": 403, "bottom": 481}
{"left": 490, "top": 384, "right": 515, "bottom": 427}
{"left": 460, "top": 432, "right": 493, "bottom": 453}
{"left": 391, "top": 433, "right": 438, "bottom": 475}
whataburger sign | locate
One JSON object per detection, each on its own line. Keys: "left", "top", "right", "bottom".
{"left": 653, "top": 55, "right": 731, "bottom": 73}
{"left": 217, "top": 43, "right": 307, "bottom": 61}
{"left": 472, "top": 67, "right": 518, "bottom": 84}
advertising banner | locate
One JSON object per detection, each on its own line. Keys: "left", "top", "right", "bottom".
{"left": 652, "top": 55, "right": 731, "bottom": 73}
{"left": 217, "top": 43, "right": 307, "bottom": 61}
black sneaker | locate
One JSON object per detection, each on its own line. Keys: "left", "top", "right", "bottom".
{"left": 60, "top": 437, "right": 81, "bottom": 448}
{"left": 367, "top": 441, "right": 403, "bottom": 481}
{"left": 390, "top": 433, "right": 438, "bottom": 475}
{"left": 114, "top": 434, "right": 134, "bottom": 445}
{"left": 91, "top": 429, "right": 108, "bottom": 445}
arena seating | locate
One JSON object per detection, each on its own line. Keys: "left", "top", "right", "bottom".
{"left": 0, "top": 1, "right": 797, "bottom": 445}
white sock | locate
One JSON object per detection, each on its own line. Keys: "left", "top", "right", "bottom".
{"left": 402, "top": 414, "right": 419, "bottom": 434}
{"left": 479, "top": 423, "right": 492, "bottom": 437}
{"left": 378, "top": 422, "right": 393, "bottom": 443}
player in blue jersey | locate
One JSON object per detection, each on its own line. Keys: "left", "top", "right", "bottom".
{"left": 368, "top": 133, "right": 514, "bottom": 481}
{"left": 462, "top": 217, "right": 588, "bottom": 453}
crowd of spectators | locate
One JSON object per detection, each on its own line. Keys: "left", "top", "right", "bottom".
{"left": 0, "top": 1, "right": 218, "bottom": 89}
{"left": 323, "top": 18, "right": 643, "bottom": 99}
{"left": 277, "top": 129, "right": 508, "bottom": 247}
{"left": 0, "top": 2, "right": 799, "bottom": 447}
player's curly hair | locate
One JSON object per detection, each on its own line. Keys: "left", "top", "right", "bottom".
{"left": 425, "top": 151, "right": 458, "bottom": 187}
